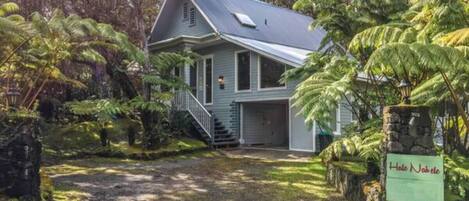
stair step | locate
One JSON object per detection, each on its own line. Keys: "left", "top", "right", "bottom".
{"left": 215, "top": 136, "right": 237, "bottom": 142}
{"left": 215, "top": 132, "right": 234, "bottom": 137}
{"left": 215, "top": 130, "right": 229, "bottom": 135}
{"left": 215, "top": 125, "right": 225, "bottom": 130}
{"left": 213, "top": 141, "right": 239, "bottom": 146}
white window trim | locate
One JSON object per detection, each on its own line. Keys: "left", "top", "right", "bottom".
{"left": 257, "top": 55, "right": 288, "bottom": 91}
{"left": 235, "top": 50, "right": 252, "bottom": 93}
{"left": 333, "top": 103, "right": 341, "bottom": 135}
{"left": 203, "top": 55, "right": 214, "bottom": 105}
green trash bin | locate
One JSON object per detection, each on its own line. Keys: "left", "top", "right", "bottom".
{"left": 317, "top": 131, "right": 333, "bottom": 152}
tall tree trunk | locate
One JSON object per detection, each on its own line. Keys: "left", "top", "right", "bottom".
{"left": 441, "top": 71, "right": 469, "bottom": 154}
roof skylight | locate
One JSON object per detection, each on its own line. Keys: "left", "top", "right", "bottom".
{"left": 233, "top": 12, "right": 256, "bottom": 28}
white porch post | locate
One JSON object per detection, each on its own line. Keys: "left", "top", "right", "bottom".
{"left": 183, "top": 45, "right": 192, "bottom": 85}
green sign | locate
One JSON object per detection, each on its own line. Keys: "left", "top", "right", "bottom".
{"left": 386, "top": 154, "right": 444, "bottom": 201}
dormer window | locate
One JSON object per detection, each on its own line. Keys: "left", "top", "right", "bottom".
{"left": 233, "top": 12, "right": 256, "bottom": 28}
{"left": 189, "top": 7, "right": 196, "bottom": 26}
{"left": 183, "top": 2, "right": 188, "bottom": 21}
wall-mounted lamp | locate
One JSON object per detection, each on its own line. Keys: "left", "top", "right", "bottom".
{"left": 218, "top": 75, "right": 225, "bottom": 90}
{"left": 398, "top": 79, "right": 412, "bottom": 105}
{"left": 6, "top": 85, "right": 20, "bottom": 108}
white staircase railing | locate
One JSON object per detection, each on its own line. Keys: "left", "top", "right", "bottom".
{"left": 173, "top": 91, "right": 214, "bottom": 143}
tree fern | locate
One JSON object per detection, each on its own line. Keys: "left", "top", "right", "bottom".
{"left": 349, "top": 25, "right": 415, "bottom": 55}
{"left": 292, "top": 56, "right": 357, "bottom": 128}
{"left": 437, "top": 28, "right": 469, "bottom": 46}
{"left": 0, "top": 2, "right": 18, "bottom": 17}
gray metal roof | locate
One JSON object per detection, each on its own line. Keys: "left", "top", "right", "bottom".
{"left": 222, "top": 34, "right": 310, "bottom": 67}
{"left": 193, "top": 0, "right": 327, "bottom": 51}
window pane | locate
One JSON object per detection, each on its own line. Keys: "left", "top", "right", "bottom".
{"left": 183, "top": 3, "right": 188, "bottom": 20}
{"left": 190, "top": 64, "right": 197, "bottom": 96}
{"left": 205, "top": 58, "right": 212, "bottom": 104}
{"left": 260, "top": 57, "right": 286, "bottom": 88}
{"left": 174, "top": 67, "right": 180, "bottom": 77}
{"left": 189, "top": 8, "right": 196, "bottom": 26}
{"left": 330, "top": 109, "right": 337, "bottom": 133}
{"left": 237, "top": 52, "right": 250, "bottom": 91}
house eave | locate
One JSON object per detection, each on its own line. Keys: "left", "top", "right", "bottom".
{"left": 219, "top": 34, "right": 305, "bottom": 68}
{"left": 148, "top": 33, "right": 221, "bottom": 51}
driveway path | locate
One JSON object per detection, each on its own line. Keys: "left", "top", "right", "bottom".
{"left": 45, "top": 148, "right": 346, "bottom": 201}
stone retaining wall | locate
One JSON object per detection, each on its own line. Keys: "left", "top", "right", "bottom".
{"left": 0, "top": 118, "right": 41, "bottom": 200}
{"left": 326, "top": 163, "right": 383, "bottom": 201}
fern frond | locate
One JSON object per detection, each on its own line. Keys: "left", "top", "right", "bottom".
{"left": 437, "top": 28, "right": 469, "bottom": 47}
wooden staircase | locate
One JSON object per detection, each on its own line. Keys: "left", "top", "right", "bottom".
{"left": 173, "top": 91, "right": 239, "bottom": 147}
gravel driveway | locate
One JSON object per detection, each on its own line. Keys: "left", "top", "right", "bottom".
{"left": 45, "top": 148, "right": 346, "bottom": 201}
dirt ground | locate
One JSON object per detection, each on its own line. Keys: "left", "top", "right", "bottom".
{"left": 45, "top": 148, "right": 346, "bottom": 201}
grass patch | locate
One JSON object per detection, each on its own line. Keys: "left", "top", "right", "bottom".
{"left": 42, "top": 119, "right": 207, "bottom": 160}
{"left": 53, "top": 184, "right": 90, "bottom": 201}
{"left": 331, "top": 161, "right": 367, "bottom": 175}
{"left": 265, "top": 157, "right": 344, "bottom": 201}
{"left": 43, "top": 119, "right": 140, "bottom": 158}
{"left": 110, "top": 137, "right": 207, "bottom": 154}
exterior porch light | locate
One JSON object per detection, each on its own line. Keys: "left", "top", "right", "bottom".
{"left": 398, "top": 79, "right": 412, "bottom": 105}
{"left": 6, "top": 85, "right": 21, "bottom": 108}
{"left": 218, "top": 75, "right": 225, "bottom": 89}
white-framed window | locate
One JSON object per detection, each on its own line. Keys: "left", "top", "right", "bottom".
{"left": 235, "top": 50, "right": 251, "bottom": 92}
{"left": 183, "top": 2, "right": 188, "bottom": 21}
{"left": 189, "top": 7, "right": 196, "bottom": 26}
{"left": 330, "top": 104, "right": 341, "bottom": 135}
{"left": 203, "top": 56, "right": 213, "bottom": 105}
{"left": 258, "top": 56, "right": 287, "bottom": 90}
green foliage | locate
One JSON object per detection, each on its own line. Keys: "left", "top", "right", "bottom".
{"left": 293, "top": 0, "right": 409, "bottom": 49}
{"left": 42, "top": 119, "right": 141, "bottom": 157}
{"left": 65, "top": 99, "right": 132, "bottom": 122}
{"left": 444, "top": 152, "right": 469, "bottom": 201}
{"left": 0, "top": 4, "right": 143, "bottom": 110}
{"left": 320, "top": 120, "right": 385, "bottom": 163}
{"left": 289, "top": 53, "right": 359, "bottom": 128}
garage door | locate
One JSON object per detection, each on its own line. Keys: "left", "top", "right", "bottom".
{"left": 242, "top": 103, "right": 287, "bottom": 146}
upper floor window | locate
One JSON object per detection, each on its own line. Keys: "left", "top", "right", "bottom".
{"left": 236, "top": 51, "right": 251, "bottom": 91}
{"left": 183, "top": 2, "right": 188, "bottom": 21}
{"left": 259, "top": 56, "right": 286, "bottom": 89}
{"left": 189, "top": 7, "right": 196, "bottom": 26}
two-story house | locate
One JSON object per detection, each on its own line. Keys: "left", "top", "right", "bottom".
{"left": 148, "top": 0, "right": 354, "bottom": 152}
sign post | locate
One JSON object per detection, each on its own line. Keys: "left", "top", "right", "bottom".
{"left": 386, "top": 154, "right": 444, "bottom": 201}
{"left": 382, "top": 106, "right": 441, "bottom": 201}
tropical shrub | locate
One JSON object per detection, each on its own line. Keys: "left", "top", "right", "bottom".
{"left": 444, "top": 152, "right": 469, "bottom": 201}
{"left": 320, "top": 120, "right": 385, "bottom": 163}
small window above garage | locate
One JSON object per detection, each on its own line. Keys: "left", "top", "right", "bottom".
{"left": 233, "top": 12, "right": 256, "bottom": 28}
